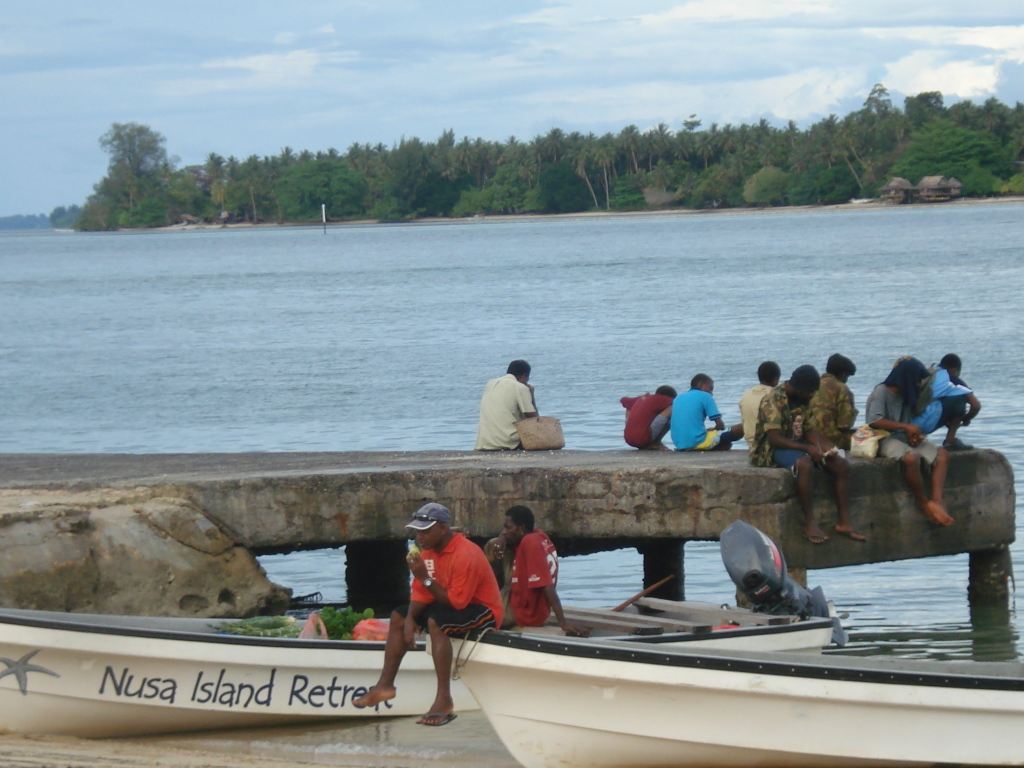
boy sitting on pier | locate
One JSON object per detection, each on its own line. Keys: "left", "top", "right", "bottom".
{"left": 620, "top": 386, "right": 676, "bottom": 450}
{"left": 912, "top": 353, "right": 981, "bottom": 451}
{"left": 671, "top": 374, "right": 743, "bottom": 451}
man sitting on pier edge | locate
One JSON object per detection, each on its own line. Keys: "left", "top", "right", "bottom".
{"left": 739, "top": 361, "right": 780, "bottom": 452}
{"left": 866, "top": 357, "right": 955, "bottom": 527}
{"left": 484, "top": 505, "right": 587, "bottom": 636}
{"left": 751, "top": 364, "right": 865, "bottom": 545}
{"left": 352, "top": 502, "right": 502, "bottom": 726}
{"left": 475, "top": 359, "right": 537, "bottom": 450}
{"left": 809, "top": 353, "right": 858, "bottom": 451}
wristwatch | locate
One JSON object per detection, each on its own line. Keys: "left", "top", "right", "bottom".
{"left": 422, "top": 577, "right": 434, "bottom": 588}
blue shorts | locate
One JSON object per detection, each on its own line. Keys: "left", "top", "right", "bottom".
{"left": 772, "top": 448, "right": 807, "bottom": 469}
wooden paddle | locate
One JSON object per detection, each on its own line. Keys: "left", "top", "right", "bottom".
{"left": 611, "top": 574, "right": 675, "bottom": 612}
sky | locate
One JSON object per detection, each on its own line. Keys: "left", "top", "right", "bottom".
{"left": 2, "top": 1, "right": 1023, "bottom": 216}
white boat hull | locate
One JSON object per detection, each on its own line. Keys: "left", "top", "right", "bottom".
{"left": 457, "top": 633, "right": 1024, "bottom": 767}
{"left": 0, "top": 602, "right": 836, "bottom": 739}
{"left": 0, "top": 609, "right": 476, "bottom": 737}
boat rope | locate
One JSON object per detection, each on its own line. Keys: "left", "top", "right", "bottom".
{"left": 452, "top": 627, "right": 494, "bottom": 680}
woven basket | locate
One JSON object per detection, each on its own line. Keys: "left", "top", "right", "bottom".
{"left": 515, "top": 416, "right": 565, "bottom": 451}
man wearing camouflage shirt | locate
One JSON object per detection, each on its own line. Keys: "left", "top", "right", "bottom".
{"left": 809, "top": 354, "right": 858, "bottom": 450}
{"left": 751, "top": 365, "right": 865, "bottom": 545}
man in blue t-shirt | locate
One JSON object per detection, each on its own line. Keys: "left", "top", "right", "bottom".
{"left": 671, "top": 373, "right": 744, "bottom": 451}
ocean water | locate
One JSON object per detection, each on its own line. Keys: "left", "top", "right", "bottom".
{"left": 1, "top": 204, "right": 1022, "bottom": 663}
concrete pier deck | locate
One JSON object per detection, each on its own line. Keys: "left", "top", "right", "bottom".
{"left": 0, "top": 449, "right": 1015, "bottom": 611}
{"left": 0, "top": 449, "right": 1014, "bottom": 559}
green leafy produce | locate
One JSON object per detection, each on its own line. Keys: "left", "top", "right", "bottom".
{"left": 320, "top": 606, "right": 375, "bottom": 640}
{"left": 218, "top": 615, "right": 301, "bottom": 637}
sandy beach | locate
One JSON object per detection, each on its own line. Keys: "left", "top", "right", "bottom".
{"left": 0, "top": 711, "right": 519, "bottom": 768}
{"left": 144, "top": 194, "right": 1024, "bottom": 234}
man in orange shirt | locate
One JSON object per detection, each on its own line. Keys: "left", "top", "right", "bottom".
{"left": 353, "top": 502, "right": 502, "bottom": 727}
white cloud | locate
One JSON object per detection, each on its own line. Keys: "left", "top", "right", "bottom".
{"left": 510, "top": 65, "right": 866, "bottom": 129}
{"left": 639, "top": 0, "right": 834, "bottom": 25}
{"left": 865, "top": 24, "right": 1024, "bottom": 60}
{"left": 883, "top": 50, "right": 999, "bottom": 98}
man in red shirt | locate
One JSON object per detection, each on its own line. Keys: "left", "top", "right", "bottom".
{"left": 353, "top": 502, "right": 502, "bottom": 727}
{"left": 620, "top": 385, "right": 676, "bottom": 449}
{"left": 487, "top": 505, "right": 586, "bottom": 635}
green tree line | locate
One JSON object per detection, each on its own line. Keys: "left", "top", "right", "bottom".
{"left": 76, "top": 85, "right": 1024, "bottom": 230}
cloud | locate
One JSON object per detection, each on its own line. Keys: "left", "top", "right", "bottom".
{"left": 158, "top": 48, "right": 358, "bottom": 96}
{"left": 865, "top": 24, "right": 1024, "bottom": 59}
{"left": 638, "top": 0, "right": 834, "bottom": 25}
{"left": 883, "top": 50, "right": 1000, "bottom": 98}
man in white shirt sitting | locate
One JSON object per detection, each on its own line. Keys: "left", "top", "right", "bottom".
{"left": 475, "top": 360, "right": 537, "bottom": 450}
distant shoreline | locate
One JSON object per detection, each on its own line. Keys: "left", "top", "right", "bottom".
{"left": 118, "top": 194, "right": 1024, "bottom": 234}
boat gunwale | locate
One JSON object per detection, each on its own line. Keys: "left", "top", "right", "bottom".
{"left": 472, "top": 630, "right": 1024, "bottom": 691}
{"left": 611, "top": 615, "right": 835, "bottom": 644}
{"left": 0, "top": 608, "right": 833, "bottom": 651}
{"left": 0, "top": 609, "right": 406, "bottom": 651}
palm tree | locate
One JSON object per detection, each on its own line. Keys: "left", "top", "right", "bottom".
{"left": 569, "top": 143, "right": 600, "bottom": 209}
{"left": 618, "top": 125, "right": 641, "bottom": 175}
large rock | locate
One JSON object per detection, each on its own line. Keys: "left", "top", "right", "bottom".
{"left": 0, "top": 487, "right": 289, "bottom": 616}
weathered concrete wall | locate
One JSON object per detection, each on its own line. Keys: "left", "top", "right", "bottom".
{"left": 0, "top": 450, "right": 1015, "bottom": 614}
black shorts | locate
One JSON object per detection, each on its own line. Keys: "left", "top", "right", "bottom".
{"left": 396, "top": 602, "right": 497, "bottom": 636}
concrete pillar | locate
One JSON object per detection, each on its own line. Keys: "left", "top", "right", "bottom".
{"left": 968, "top": 546, "right": 1014, "bottom": 605}
{"left": 345, "top": 541, "right": 410, "bottom": 612}
{"left": 638, "top": 539, "right": 684, "bottom": 600}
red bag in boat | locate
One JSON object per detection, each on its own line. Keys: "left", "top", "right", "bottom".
{"left": 352, "top": 618, "right": 390, "bottom": 641}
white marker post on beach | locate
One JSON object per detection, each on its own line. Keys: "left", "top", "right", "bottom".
{"left": 321, "top": 203, "right": 327, "bottom": 234}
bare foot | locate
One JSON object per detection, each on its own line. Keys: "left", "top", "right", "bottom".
{"left": 923, "top": 501, "right": 955, "bottom": 526}
{"left": 804, "top": 523, "right": 829, "bottom": 544}
{"left": 834, "top": 525, "right": 867, "bottom": 542}
{"left": 353, "top": 685, "right": 396, "bottom": 708}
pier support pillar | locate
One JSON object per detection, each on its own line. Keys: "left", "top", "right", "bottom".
{"left": 968, "top": 545, "right": 1014, "bottom": 605}
{"left": 638, "top": 539, "right": 684, "bottom": 600}
{"left": 345, "top": 541, "right": 410, "bottom": 612}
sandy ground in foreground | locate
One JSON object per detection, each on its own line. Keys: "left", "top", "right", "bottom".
{"left": 0, "top": 711, "right": 520, "bottom": 768}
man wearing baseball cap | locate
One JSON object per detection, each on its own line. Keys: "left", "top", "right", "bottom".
{"left": 353, "top": 501, "right": 502, "bottom": 726}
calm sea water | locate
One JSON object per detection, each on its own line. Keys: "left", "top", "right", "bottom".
{"left": 1, "top": 204, "right": 1021, "bottom": 663}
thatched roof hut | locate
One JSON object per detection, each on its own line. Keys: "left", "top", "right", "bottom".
{"left": 881, "top": 177, "right": 914, "bottom": 203}
{"left": 916, "top": 176, "right": 962, "bottom": 202}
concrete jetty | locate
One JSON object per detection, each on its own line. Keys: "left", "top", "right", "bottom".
{"left": 0, "top": 450, "right": 1015, "bottom": 614}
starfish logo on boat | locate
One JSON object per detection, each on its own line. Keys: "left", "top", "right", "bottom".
{"left": 0, "top": 650, "right": 60, "bottom": 695}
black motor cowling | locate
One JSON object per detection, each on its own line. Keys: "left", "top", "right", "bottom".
{"left": 720, "top": 520, "right": 847, "bottom": 646}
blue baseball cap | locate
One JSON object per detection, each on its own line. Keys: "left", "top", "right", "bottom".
{"left": 405, "top": 502, "right": 452, "bottom": 531}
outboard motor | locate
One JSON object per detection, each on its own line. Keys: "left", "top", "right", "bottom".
{"left": 720, "top": 520, "right": 847, "bottom": 646}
